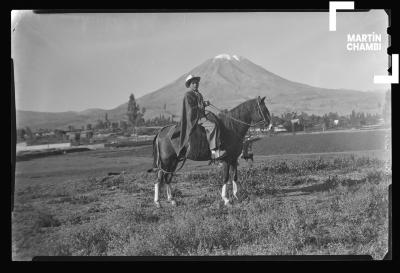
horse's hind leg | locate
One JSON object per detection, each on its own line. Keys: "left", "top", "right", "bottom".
{"left": 165, "top": 174, "right": 176, "bottom": 206}
{"left": 221, "top": 161, "right": 230, "bottom": 206}
{"left": 154, "top": 170, "right": 163, "bottom": 208}
{"left": 231, "top": 162, "right": 239, "bottom": 200}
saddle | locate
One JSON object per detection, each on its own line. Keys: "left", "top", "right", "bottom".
{"left": 166, "top": 112, "right": 220, "bottom": 161}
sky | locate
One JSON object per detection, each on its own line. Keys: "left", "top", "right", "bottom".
{"left": 11, "top": 10, "right": 389, "bottom": 112}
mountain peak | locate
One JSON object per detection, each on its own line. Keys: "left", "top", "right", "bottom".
{"left": 213, "top": 54, "right": 241, "bottom": 62}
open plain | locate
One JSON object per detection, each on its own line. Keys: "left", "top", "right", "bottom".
{"left": 12, "top": 129, "right": 391, "bottom": 260}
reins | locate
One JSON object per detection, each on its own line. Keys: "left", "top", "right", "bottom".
{"left": 208, "top": 102, "right": 267, "bottom": 127}
{"left": 158, "top": 156, "right": 187, "bottom": 174}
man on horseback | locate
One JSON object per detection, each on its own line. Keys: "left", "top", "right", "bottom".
{"left": 178, "top": 74, "right": 226, "bottom": 160}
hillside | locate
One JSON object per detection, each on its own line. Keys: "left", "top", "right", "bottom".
{"left": 16, "top": 54, "right": 386, "bottom": 130}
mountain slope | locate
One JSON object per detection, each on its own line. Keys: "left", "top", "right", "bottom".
{"left": 16, "top": 54, "right": 386, "bottom": 130}
{"left": 136, "top": 54, "right": 384, "bottom": 119}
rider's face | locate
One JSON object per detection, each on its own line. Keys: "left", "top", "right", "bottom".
{"left": 190, "top": 80, "right": 199, "bottom": 91}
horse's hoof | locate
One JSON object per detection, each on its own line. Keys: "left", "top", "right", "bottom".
{"left": 155, "top": 202, "right": 161, "bottom": 208}
{"left": 170, "top": 200, "right": 177, "bottom": 206}
{"left": 224, "top": 200, "right": 231, "bottom": 207}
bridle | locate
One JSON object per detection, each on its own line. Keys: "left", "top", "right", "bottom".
{"left": 255, "top": 97, "right": 271, "bottom": 127}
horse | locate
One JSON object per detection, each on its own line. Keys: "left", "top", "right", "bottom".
{"left": 148, "top": 96, "right": 272, "bottom": 207}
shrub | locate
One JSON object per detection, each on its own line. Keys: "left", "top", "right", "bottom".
{"left": 33, "top": 211, "right": 61, "bottom": 230}
{"left": 366, "top": 170, "right": 384, "bottom": 185}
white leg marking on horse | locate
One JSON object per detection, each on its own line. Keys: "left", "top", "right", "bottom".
{"left": 154, "top": 183, "right": 160, "bottom": 206}
{"left": 232, "top": 180, "right": 238, "bottom": 199}
{"left": 221, "top": 184, "right": 229, "bottom": 205}
{"left": 166, "top": 184, "right": 172, "bottom": 201}
{"left": 166, "top": 184, "right": 176, "bottom": 205}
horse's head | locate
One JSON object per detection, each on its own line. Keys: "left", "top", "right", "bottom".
{"left": 250, "top": 96, "right": 272, "bottom": 129}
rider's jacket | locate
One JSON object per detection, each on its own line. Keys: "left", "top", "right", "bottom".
{"left": 178, "top": 90, "right": 207, "bottom": 154}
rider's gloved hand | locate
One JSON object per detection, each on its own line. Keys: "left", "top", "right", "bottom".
{"left": 204, "top": 101, "right": 210, "bottom": 107}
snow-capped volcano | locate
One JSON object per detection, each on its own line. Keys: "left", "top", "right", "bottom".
{"left": 213, "top": 54, "right": 241, "bottom": 61}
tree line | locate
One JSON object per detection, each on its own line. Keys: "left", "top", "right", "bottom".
{"left": 271, "top": 110, "right": 384, "bottom": 132}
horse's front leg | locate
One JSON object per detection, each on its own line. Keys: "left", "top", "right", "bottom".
{"left": 165, "top": 173, "right": 176, "bottom": 206}
{"left": 232, "top": 162, "right": 239, "bottom": 200}
{"left": 221, "top": 161, "right": 230, "bottom": 206}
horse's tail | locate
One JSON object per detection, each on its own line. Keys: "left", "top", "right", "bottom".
{"left": 147, "top": 134, "right": 159, "bottom": 173}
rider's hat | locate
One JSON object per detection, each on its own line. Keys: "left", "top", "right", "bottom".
{"left": 185, "top": 75, "right": 201, "bottom": 88}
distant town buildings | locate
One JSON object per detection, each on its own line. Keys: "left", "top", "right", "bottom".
{"left": 17, "top": 106, "right": 389, "bottom": 146}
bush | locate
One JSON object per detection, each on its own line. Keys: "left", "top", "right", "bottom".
{"left": 34, "top": 211, "right": 61, "bottom": 229}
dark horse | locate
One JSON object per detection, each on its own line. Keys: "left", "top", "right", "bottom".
{"left": 148, "top": 96, "right": 271, "bottom": 207}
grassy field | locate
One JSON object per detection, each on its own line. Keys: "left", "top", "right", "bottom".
{"left": 12, "top": 130, "right": 391, "bottom": 260}
{"left": 254, "top": 129, "right": 389, "bottom": 155}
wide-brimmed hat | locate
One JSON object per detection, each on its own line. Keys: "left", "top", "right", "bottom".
{"left": 185, "top": 75, "right": 201, "bottom": 88}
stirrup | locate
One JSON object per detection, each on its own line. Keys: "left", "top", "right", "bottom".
{"left": 211, "top": 149, "right": 226, "bottom": 160}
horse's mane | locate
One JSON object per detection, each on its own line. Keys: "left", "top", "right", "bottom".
{"left": 217, "top": 99, "right": 256, "bottom": 135}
